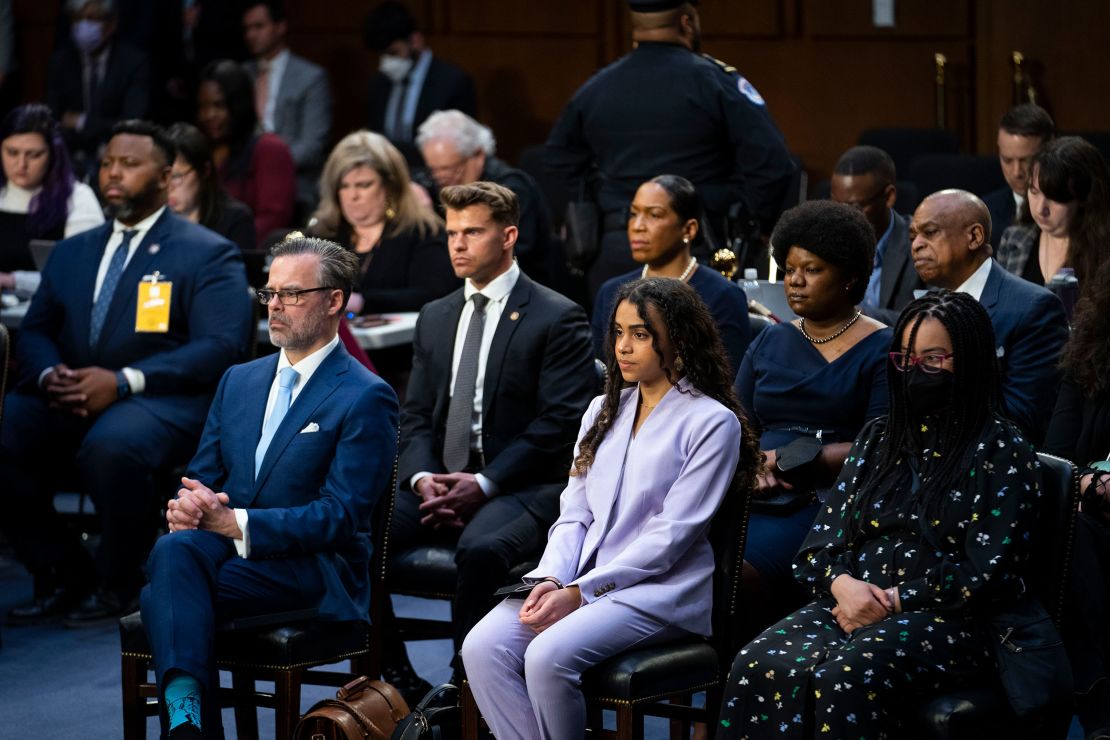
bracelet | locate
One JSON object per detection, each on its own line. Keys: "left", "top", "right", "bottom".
{"left": 541, "top": 576, "right": 564, "bottom": 589}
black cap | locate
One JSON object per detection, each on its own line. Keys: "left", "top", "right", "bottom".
{"left": 628, "top": 0, "right": 697, "bottom": 11}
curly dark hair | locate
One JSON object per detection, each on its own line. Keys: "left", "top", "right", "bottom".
{"left": 1031, "top": 136, "right": 1110, "bottom": 285}
{"left": 1061, "top": 257, "right": 1110, "bottom": 398}
{"left": 572, "top": 277, "right": 761, "bottom": 490}
{"left": 771, "top": 200, "right": 876, "bottom": 305}
{"left": 849, "top": 290, "right": 1005, "bottom": 534}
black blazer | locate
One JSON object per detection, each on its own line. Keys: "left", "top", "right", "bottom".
{"left": 355, "top": 226, "right": 459, "bottom": 313}
{"left": 864, "top": 210, "right": 924, "bottom": 326}
{"left": 46, "top": 41, "right": 152, "bottom": 154}
{"left": 366, "top": 55, "right": 476, "bottom": 159}
{"left": 398, "top": 272, "right": 596, "bottom": 522}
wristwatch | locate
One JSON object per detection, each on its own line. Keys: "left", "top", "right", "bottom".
{"left": 116, "top": 371, "right": 132, "bottom": 400}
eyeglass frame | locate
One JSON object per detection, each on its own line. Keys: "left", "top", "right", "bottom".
{"left": 256, "top": 286, "right": 339, "bottom": 306}
{"left": 888, "top": 351, "right": 955, "bottom": 373}
{"left": 169, "top": 166, "right": 196, "bottom": 185}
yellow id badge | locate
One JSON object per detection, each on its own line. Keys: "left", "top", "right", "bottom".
{"left": 135, "top": 275, "right": 172, "bottom": 333}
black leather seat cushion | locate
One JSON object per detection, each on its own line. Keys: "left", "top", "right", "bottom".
{"left": 387, "top": 546, "right": 538, "bottom": 599}
{"left": 581, "top": 639, "right": 718, "bottom": 702}
{"left": 119, "top": 611, "right": 369, "bottom": 669}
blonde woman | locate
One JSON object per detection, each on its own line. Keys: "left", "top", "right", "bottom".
{"left": 310, "top": 130, "right": 458, "bottom": 313}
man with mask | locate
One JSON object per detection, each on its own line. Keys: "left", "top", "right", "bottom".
{"left": 45, "top": 0, "right": 152, "bottom": 174}
{"left": 546, "top": 0, "right": 795, "bottom": 301}
{"left": 362, "top": 1, "right": 476, "bottom": 166}
{"left": 909, "top": 189, "right": 1068, "bottom": 443}
{"left": 0, "top": 120, "right": 252, "bottom": 626}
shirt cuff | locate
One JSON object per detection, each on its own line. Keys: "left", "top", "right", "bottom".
{"left": 12, "top": 270, "right": 40, "bottom": 298}
{"left": 121, "top": 367, "right": 145, "bottom": 394}
{"left": 233, "top": 508, "right": 250, "bottom": 558}
{"left": 475, "top": 473, "right": 498, "bottom": 497}
{"left": 38, "top": 366, "right": 54, "bottom": 389}
{"left": 76, "top": 113, "right": 87, "bottom": 131}
{"left": 410, "top": 471, "right": 432, "bottom": 492}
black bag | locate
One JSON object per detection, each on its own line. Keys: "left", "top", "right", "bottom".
{"left": 390, "top": 683, "right": 460, "bottom": 740}
{"left": 751, "top": 436, "right": 822, "bottom": 515}
{"left": 989, "top": 595, "right": 1074, "bottom": 717}
{"left": 563, "top": 179, "right": 600, "bottom": 274}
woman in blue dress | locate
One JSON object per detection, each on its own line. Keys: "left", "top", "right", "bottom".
{"left": 736, "top": 200, "right": 892, "bottom": 623}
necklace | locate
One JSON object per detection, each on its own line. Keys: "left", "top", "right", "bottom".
{"left": 642, "top": 256, "right": 697, "bottom": 282}
{"left": 799, "top": 310, "right": 862, "bottom": 344}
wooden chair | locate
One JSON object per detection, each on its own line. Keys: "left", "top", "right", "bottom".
{"left": 461, "top": 473, "right": 753, "bottom": 739}
{"left": 909, "top": 452, "right": 1079, "bottom": 739}
{"left": 118, "top": 460, "right": 398, "bottom": 740}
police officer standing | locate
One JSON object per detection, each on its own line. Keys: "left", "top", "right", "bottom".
{"left": 546, "top": 0, "right": 795, "bottom": 302}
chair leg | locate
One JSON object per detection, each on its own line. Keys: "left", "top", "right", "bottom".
{"left": 232, "top": 672, "right": 259, "bottom": 740}
{"left": 274, "top": 668, "right": 303, "bottom": 740}
{"left": 120, "top": 654, "right": 148, "bottom": 740}
{"left": 703, "top": 685, "right": 723, "bottom": 740}
{"left": 461, "top": 681, "right": 481, "bottom": 740}
{"left": 669, "top": 694, "right": 693, "bottom": 739}
{"left": 614, "top": 703, "right": 643, "bottom": 740}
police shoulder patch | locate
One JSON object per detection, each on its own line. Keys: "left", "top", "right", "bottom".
{"left": 737, "top": 76, "right": 766, "bottom": 106}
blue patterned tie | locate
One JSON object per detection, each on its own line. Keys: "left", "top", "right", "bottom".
{"left": 89, "top": 229, "right": 137, "bottom": 347}
{"left": 255, "top": 366, "right": 299, "bottom": 477}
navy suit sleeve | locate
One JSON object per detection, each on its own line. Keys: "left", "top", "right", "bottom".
{"left": 716, "top": 283, "right": 752, "bottom": 375}
{"left": 397, "top": 308, "right": 446, "bottom": 487}
{"left": 247, "top": 380, "right": 399, "bottom": 557}
{"left": 1000, "top": 291, "right": 1068, "bottom": 443}
{"left": 184, "top": 368, "right": 233, "bottom": 491}
{"left": 481, "top": 302, "right": 596, "bottom": 489}
{"left": 14, "top": 240, "right": 71, "bottom": 385}
{"left": 129, "top": 236, "right": 252, "bottom": 394}
{"left": 864, "top": 345, "right": 891, "bottom": 421}
{"left": 735, "top": 332, "right": 761, "bottom": 429}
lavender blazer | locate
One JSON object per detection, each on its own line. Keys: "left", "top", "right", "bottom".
{"left": 528, "top": 379, "right": 742, "bottom": 636}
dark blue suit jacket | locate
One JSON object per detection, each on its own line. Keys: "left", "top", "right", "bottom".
{"left": 399, "top": 272, "right": 595, "bottom": 524}
{"left": 187, "top": 343, "right": 399, "bottom": 622}
{"left": 16, "top": 209, "right": 252, "bottom": 434}
{"left": 984, "top": 186, "right": 1018, "bottom": 241}
{"left": 980, "top": 260, "right": 1068, "bottom": 443}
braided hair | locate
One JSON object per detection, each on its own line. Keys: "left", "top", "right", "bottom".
{"left": 849, "top": 290, "right": 1003, "bottom": 532}
{"left": 571, "top": 277, "right": 761, "bottom": 490}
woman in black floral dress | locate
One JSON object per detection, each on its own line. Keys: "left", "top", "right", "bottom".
{"left": 718, "top": 290, "right": 1042, "bottom": 739}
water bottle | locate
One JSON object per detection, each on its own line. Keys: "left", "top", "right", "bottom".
{"left": 1047, "top": 267, "right": 1079, "bottom": 322}
{"left": 741, "top": 268, "right": 761, "bottom": 294}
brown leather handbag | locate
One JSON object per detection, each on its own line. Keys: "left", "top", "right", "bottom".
{"left": 293, "top": 676, "right": 410, "bottom": 740}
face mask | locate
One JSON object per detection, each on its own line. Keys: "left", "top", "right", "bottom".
{"left": 905, "top": 365, "right": 954, "bottom": 418}
{"left": 72, "top": 19, "right": 105, "bottom": 55}
{"left": 379, "top": 54, "right": 414, "bottom": 83}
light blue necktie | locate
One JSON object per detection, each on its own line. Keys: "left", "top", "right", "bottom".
{"left": 89, "top": 229, "right": 136, "bottom": 347}
{"left": 255, "top": 366, "right": 299, "bottom": 477}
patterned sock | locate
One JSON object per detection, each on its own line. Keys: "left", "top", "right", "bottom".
{"left": 165, "top": 674, "right": 202, "bottom": 732}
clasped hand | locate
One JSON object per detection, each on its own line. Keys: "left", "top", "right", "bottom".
{"left": 415, "top": 473, "right": 486, "bottom": 528}
{"left": 166, "top": 477, "right": 242, "bottom": 539}
{"left": 44, "top": 363, "right": 119, "bottom": 417}
{"left": 518, "top": 580, "right": 582, "bottom": 633}
{"left": 829, "top": 574, "right": 897, "bottom": 634}
{"left": 755, "top": 449, "right": 796, "bottom": 495}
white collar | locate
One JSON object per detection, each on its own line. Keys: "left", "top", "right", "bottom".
{"left": 955, "top": 257, "right": 993, "bottom": 302}
{"left": 464, "top": 259, "right": 520, "bottom": 303}
{"left": 277, "top": 333, "right": 340, "bottom": 380}
{"left": 113, "top": 205, "right": 165, "bottom": 234}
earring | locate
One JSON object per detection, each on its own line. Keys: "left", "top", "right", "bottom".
{"left": 385, "top": 203, "right": 396, "bottom": 220}
{"left": 683, "top": 237, "right": 690, "bottom": 246}
{"left": 674, "top": 356, "right": 685, "bottom": 373}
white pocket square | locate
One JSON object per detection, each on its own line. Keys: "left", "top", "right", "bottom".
{"left": 299, "top": 422, "right": 320, "bottom": 434}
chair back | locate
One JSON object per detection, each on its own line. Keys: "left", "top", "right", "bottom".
{"left": 707, "top": 470, "right": 754, "bottom": 671}
{"left": 748, "top": 313, "right": 773, "bottom": 339}
{"left": 1028, "top": 452, "right": 1079, "bottom": 625}
{"left": 857, "top": 127, "right": 960, "bottom": 178}
{"left": 0, "top": 323, "right": 9, "bottom": 430}
{"left": 908, "top": 154, "right": 1006, "bottom": 203}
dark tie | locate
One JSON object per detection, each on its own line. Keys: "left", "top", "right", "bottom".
{"left": 255, "top": 366, "right": 300, "bottom": 477}
{"left": 89, "top": 229, "right": 136, "bottom": 347}
{"left": 442, "top": 293, "right": 490, "bottom": 472}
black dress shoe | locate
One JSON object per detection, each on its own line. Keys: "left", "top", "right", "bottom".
{"left": 382, "top": 662, "right": 434, "bottom": 707}
{"left": 168, "top": 722, "right": 203, "bottom": 739}
{"left": 62, "top": 589, "right": 136, "bottom": 628}
{"left": 7, "top": 587, "right": 86, "bottom": 624}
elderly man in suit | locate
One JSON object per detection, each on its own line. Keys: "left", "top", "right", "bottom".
{"left": 242, "top": 0, "right": 331, "bottom": 215}
{"left": 362, "top": 1, "right": 476, "bottom": 166}
{"left": 910, "top": 189, "right": 1069, "bottom": 443}
{"left": 831, "top": 145, "right": 922, "bottom": 326}
{"left": 0, "top": 120, "right": 252, "bottom": 624}
{"left": 46, "top": 0, "right": 151, "bottom": 173}
{"left": 140, "top": 236, "right": 398, "bottom": 738}
{"left": 384, "top": 181, "right": 594, "bottom": 691}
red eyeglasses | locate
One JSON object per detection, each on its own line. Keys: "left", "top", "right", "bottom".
{"left": 888, "top": 352, "right": 954, "bottom": 373}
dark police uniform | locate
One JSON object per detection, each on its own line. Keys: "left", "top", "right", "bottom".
{"left": 545, "top": 41, "right": 795, "bottom": 301}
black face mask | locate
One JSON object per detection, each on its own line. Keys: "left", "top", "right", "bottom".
{"left": 905, "top": 365, "right": 954, "bottom": 417}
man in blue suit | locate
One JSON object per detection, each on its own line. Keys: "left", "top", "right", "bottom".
{"left": 910, "top": 189, "right": 1068, "bottom": 443}
{"left": 1, "top": 120, "right": 252, "bottom": 624}
{"left": 982, "top": 104, "right": 1055, "bottom": 237}
{"left": 141, "top": 236, "right": 399, "bottom": 739}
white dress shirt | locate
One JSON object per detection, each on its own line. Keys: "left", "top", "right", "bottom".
{"left": 257, "top": 49, "right": 289, "bottom": 132}
{"left": 411, "top": 260, "right": 520, "bottom": 497}
{"left": 233, "top": 333, "right": 340, "bottom": 557}
{"left": 955, "top": 256, "right": 993, "bottom": 302}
